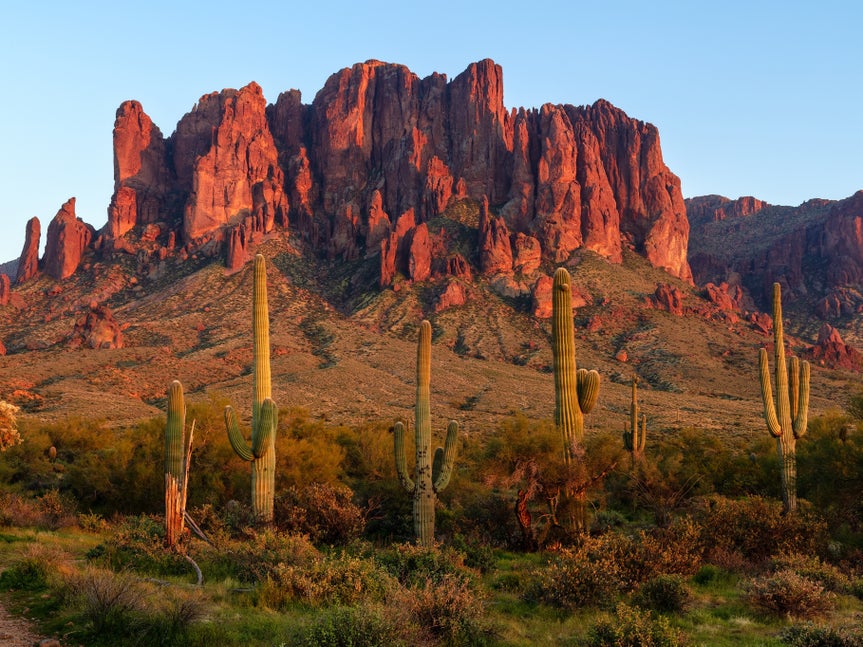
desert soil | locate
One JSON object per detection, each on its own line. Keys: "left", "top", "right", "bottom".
{"left": 0, "top": 599, "right": 51, "bottom": 646}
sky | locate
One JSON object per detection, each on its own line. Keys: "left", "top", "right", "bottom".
{"left": 1, "top": 0, "right": 861, "bottom": 264}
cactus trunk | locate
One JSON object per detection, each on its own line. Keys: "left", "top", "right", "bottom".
{"left": 758, "top": 283, "right": 810, "bottom": 514}
{"left": 165, "top": 380, "right": 186, "bottom": 547}
{"left": 225, "top": 254, "right": 278, "bottom": 523}
{"left": 394, "top": 320, "right": 459, "bottom": 547}
{"left": 623, "top": 377, "right": 647, "bottom": 463}
{"left": 551, "top": 268, "right": 600, "bottom": 534}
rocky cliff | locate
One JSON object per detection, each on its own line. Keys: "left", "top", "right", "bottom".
{"left": 8, "top": 59, "right": 692, "bottom": 297}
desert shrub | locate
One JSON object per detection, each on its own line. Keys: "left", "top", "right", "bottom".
{"left": 63, "top": 566, "right": 147, "bottom": 634}
{"left": 780, "top": 623, "right": 863, "bottom": 647}
{"left": 771, "top": 553, "right": 852, "bottom": 593}
{"left": 0, "top": 543, "right": 70, "bottom": 591}
{"left": 696, "top": 496, "right": 829, "bottom": 567}
{"left": 217, "top": 528, "right": 319, "bottom": 583}
{"left": 86, "top": 514, "right": 188, "bottom": 576}
{"left": 397, "top": 574, "right": 488, "bottom": 646}
{"left": 0, "top": 400, "right": 23, "bottom": 451}
{"left": 300, "top": 605, "right": 404, "bottom": 647}
{"left": 529, "top": 534, "right": 629, "bottom": 609}
{"left": 632, "top": 574, "right": 692, "bottom": 614}
{"left": 257, "top": 552, "right": 392, "bottom": 609}
{"left": 0, "top": 490, "right": 77, "bottom": 529}
{"left": 626, "top": 517, "right": 704, "bottom": 583}
{"left": 451, "top": 534, "right": 496, "bottom": 574}
{"left": 744, "top": 569, "right": 834, "bottom": 619}
{"left": 137, "top": 588, "right": 207, "bottom": 646}
{"left": 377, "top": 541, "right": 473, "bottom": 588}
{"left": 275, "top": 482, "right": 365, "bottom": 544}
{"left": 692, "top": 564, "right": 733, "bottom": 586}
{"left": 588, "top": 603, "right": 687, "bottom": 647}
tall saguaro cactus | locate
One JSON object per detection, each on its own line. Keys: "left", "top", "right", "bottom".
{"left": 225, "top": 254, "right": 278, "bottom": 523}
{"left": 623, "top": 376, "right": 647, "bottom": 461}
{"left": 165, "top": 380, "right": 187, "bottom": 547}
{"left": 394, "top": 320, "right": 459, "bottom": 546}
{"left": 759, "top": 282, "right": 810, "bottom": 514}
{"left": 551, "top": 267, "right": 600, "bottom": 532}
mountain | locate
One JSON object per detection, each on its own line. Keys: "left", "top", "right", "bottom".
{"left": 0, "top": 60, "right": 858, "bottom": 433}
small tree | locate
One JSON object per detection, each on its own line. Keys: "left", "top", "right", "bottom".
{"left": 0, "top": 401, "right": 22, "bottom": 451}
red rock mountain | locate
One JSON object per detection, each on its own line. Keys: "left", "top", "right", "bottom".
{"left": 13, "top": 59, "right": 692, "bottom": 298}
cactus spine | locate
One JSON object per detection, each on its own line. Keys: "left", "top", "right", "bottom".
{"left": 225, "top": 254, "right": 278, "bottom": 523}
{"left": 623, "top": 376, "right": 647, "bottom": 460}
{"left": 551, "top": 267, "right": 600, "bottom": 532}
{"left": 759, "top": 282, "right": 810, "bottom": 514}
{"left": 165, "top": 380, "right": 187, "bottom": 547}
{"left": 394, "top": 320, "right": 459, "bottom": 546}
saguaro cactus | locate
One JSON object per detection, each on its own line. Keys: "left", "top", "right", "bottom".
{"left": 551, "top": 267, "right": 600, "bottom": 532}
{"left": 225, "top": 254, "right": 278, "bottom": 523}
{"left": 165, "top": 380, "right": 188, "bottom": 547}
{"left": 759, "top": 282, "right": 810, "bottom": 514}
{"left": 623, "top": 376, "right": 647, "bottom": 461}
{"left": 394, "top": 320, "right": 459, "bottom": 546}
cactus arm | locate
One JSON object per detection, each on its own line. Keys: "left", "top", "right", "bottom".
{"left": 252, "top": 398, "right": 277, "bottom": 458}
{"left": 393, "top": 422, "right": 415, "bottom": 493}
{"left": 577, "top": 369, "right": 601, "bottom": 414}
{"left": 225, "top": 405, "right": 254, "bottom": 461}
{"left": 759, "top": 348, "right": 782, "bottom": 438}
{"left": 433, "top": 421, "right": 459, "bottom": 492}
{"left": 793, "top": 360, "right": 810, "bottom": 438}
{"left": 639, "top": 414, "right": 647, "bottom": 452}
{"left": 772, "top": 283, "right": 793, "bottom": 434}
{"left": 788, "top": 357, "right": 800, "bottom": 420}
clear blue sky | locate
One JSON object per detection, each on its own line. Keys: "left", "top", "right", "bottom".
{"left": 1, "top": 0, "right": 861, "bottom": 264}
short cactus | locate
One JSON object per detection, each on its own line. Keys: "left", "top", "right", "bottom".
{"left": 165, "top": 379, "right": 187, "bottom": 547}
{"left": 622, "top": 376, "right": 647, "bottom": 460}
{"left": 225, "top": 254, "right": 278, "bottom": 523}
{"left": 394, "top": 320, "right": 459, "bottom": 546}
{"left": 551, "top": 267, "right": 600, "bottom": 532}
{"left": 759, "top": 282, "right": 810, "bottom": 514}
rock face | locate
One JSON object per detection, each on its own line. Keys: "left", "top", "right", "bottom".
{"left": 652, "top": 284, "right": 685, "bottom": 316}
{"left": 807, "top": 324, "right": 863, "bottom": 371}
{"left": 107, "top": 101, "right": 173, "bottom": 240}
{"left": 0, "top": 274, "right": 9, "bottom": 307}
{"left": 16, "top": 217, "right": 41, "bottom": 283}
{"left": 68, "top": 303, "right": 124, "bottom": 350}
{"left": 18, "top": 59, "right": 696, "bottom": 284}
{"left": 43, "top": 199, "right": 95, "bottom": 280}
{"left": 174, "top": 82, "right": 288, "bottom": 243}
{"left": 688, "top": 192, "right": 863, "bottom": 312}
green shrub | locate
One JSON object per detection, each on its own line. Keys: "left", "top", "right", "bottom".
{"left": 780, "top": 622, "right": 863, "bottom": 647}
{"left": 770, "top": 553, "right": 852, "bottom": 593}
{"left": 697, "top": 496, "right": 829, "bottom": 567}
{"left": 274, "top": 483, "right": 365, "bottom": 545}
{"left": 692, "top": 564, "right": 733, "bottom": 586}
{"left": 63, "top": 566, "right": 146, "bottom": 634}
{"left": 86, "top": 514, "right": 188, "bottom": 577}
{"left": 744, "top": 569, "right": 834, "bottom": 619}
{"left": 377, "top": 542, "right": 472, "bottom": 588}
{"left": 632, "top": 574, "right": 692, "bottom": 614}
{"left": 301, "top": 605, "right": 404, "bottom": 647}
{"left": 588, "top": 603, "right": 687, "bottom": 646}
{"left": 398, "top": 574, "right": 489, "bottom": 645}
{"left": 217, "top": 529, "right": 320, "bottom": 583}
{"left": 257, "top": 552, "right": 392, "bottom": 609}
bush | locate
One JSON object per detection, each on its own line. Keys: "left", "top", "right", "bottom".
{"left": 63, "top": 566, "right": 147, "bottom": 634}
{"left": 301, "top": 605, "right": 404, "bottom": 647}
{"left": 257, "top": 552, "right": 393, "bottom": 609}
{"left": 377, "top": 542, "right": 473, "bottom": 588}
{"left": 588, "top": 603, "right": 687, "bottom": 646}
{"left": 397, "top": 574, "right": 488, "bottom": 645}
{"left": 275, "top": 483, "right": 365, "bottom": 544}
{"left": 780, "top": 623, "right": 863, "bottom": 647}
{"left": 0, "top": 543, "right": 70, "bottom": 591}
{"left": 770, "top": 553, "right": 852, "bottom": 594}
{"left": 697, "top": 496, "right": 829, "bottom": 568}
{"left": 745, "top": 569, "right": 834, "bottom": 619}
{"left": 217, "top": 528, "right": 320, "bottom": 583}
{"left": 0, "top": 490, "right": 77, "bottom": 529}
{"left": 87, "top": 514, "right": 189, "bottom": 577}
{"left": 529, "top": 535, "right": 627, "bottom": 609}
{"left": 632, "top": 574, "right": 692, "bottom": 614}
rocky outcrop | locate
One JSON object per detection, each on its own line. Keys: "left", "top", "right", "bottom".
{"left": 16, "top": 217, "right": 40, "bottom": 283}
{"left": 173, "top": 82, "right": 287, "bottom": 243}
{"left": 807, "top": 324, "right": 863, "bottom": 371}
{"left": 43, "top": 199, "right": 95, "bottom": 280}
{"left": 434, "top": 279, "right": 468, "bottom": 312}
{"left": 531, "top": 275, "right": 554, "bottom": 318}
{"left": 107, "top": 101, "right": 172, "bottom": 240}
{"left": 651, "top": 284, "right": 685, "bottom": 316}
{"left": 407, "top": 223, "right": 431, "bottom": 282}
{"left": 68, "top": 303, "right": 124, "bottom": 349}
{"left": 477, "top": 197, "right": 513, "bottom": 275}
{"left": 686, "top": 195, "right": 767, "bottom": 225}
{"left": 512, "top": 233, "right": 541, "bottom": 275}
{"left": 0, "top": 274, "right": 9, "bottom": 307}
